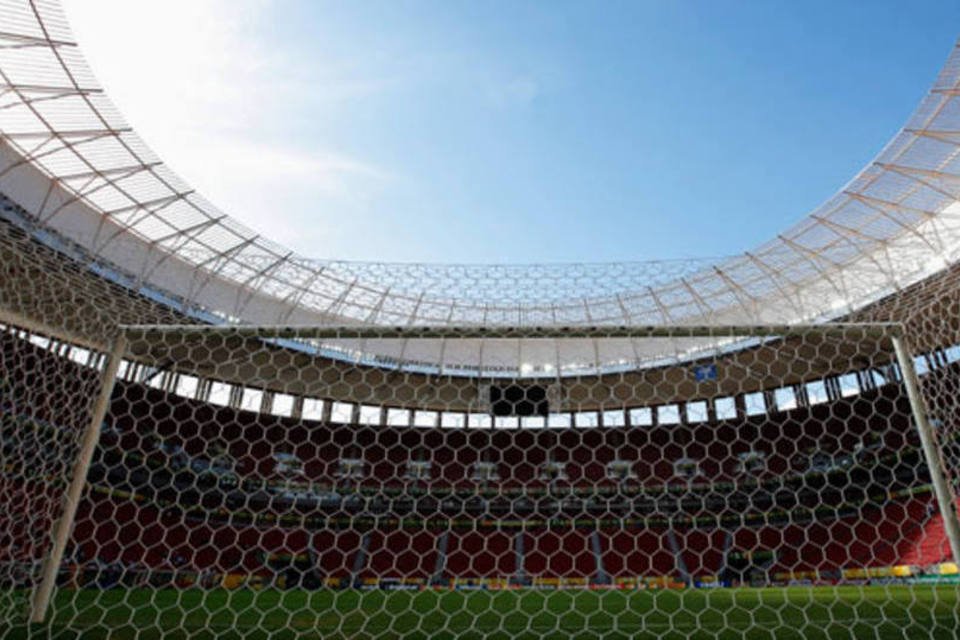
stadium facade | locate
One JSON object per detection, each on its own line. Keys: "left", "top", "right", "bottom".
{"left": 2, "top": 1, "right": 960, "bottom": 638}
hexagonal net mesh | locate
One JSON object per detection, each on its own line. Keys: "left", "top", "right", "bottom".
{"left": 3, "top": 322, "right": 960, "bottom": 639}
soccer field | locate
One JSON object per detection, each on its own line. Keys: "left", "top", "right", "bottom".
{"left": 4, "top": 585, "right": 959, "bottom": 639}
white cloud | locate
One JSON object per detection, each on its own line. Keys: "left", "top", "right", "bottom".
{"left": 61, "top": 0, "right": 392, "bottom": 256}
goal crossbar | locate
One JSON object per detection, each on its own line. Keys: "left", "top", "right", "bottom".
{"left": 118, "top": 322, "right": 904, "bottom": 341}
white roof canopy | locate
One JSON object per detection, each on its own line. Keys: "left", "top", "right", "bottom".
{"left": 0, "top": 1, "right": 959, "bottom": 373}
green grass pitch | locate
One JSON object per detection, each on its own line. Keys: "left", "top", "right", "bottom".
{"left": 3, "top": 585, "right": 959, "bottom": 639}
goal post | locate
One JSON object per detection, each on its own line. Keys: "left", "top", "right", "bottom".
{"left": 891, "top": 334, "right": 960, "bottom": 568}
{"left": 7, "top": 321, "right": 960, "bottom": 637}
{"left": 30, "top": 336, "right": 127, "bottom": 623}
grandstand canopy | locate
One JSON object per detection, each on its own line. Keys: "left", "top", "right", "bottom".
{"left": 0, "top": 1, "right": 959, "bottom": 374}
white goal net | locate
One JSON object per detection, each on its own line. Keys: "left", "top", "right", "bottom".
{"left": 2, "top": 322, "right": 960, "bottom": 639}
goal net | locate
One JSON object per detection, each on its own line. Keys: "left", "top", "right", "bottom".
{"left": 3, "top": 322, "right": 960, "bottom": 639}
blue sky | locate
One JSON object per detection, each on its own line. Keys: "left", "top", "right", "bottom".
{"left": 67, "top": 0, "right": 959, "bottom": 264}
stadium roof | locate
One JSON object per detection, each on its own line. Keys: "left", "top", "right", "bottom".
{"left": 0, "top": 1, "right": 959, "bottom": 373}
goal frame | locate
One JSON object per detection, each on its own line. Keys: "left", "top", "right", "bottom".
{"left": 28, "top": 321, "right": 960, "bottom": 622}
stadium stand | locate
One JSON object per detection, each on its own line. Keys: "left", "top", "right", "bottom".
{"left": 1, "top": 1, "right": 960, "bottom": 637}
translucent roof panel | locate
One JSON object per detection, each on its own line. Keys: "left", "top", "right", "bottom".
{"left": 0, "top": 2, "right": 959, "bottom": 372}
